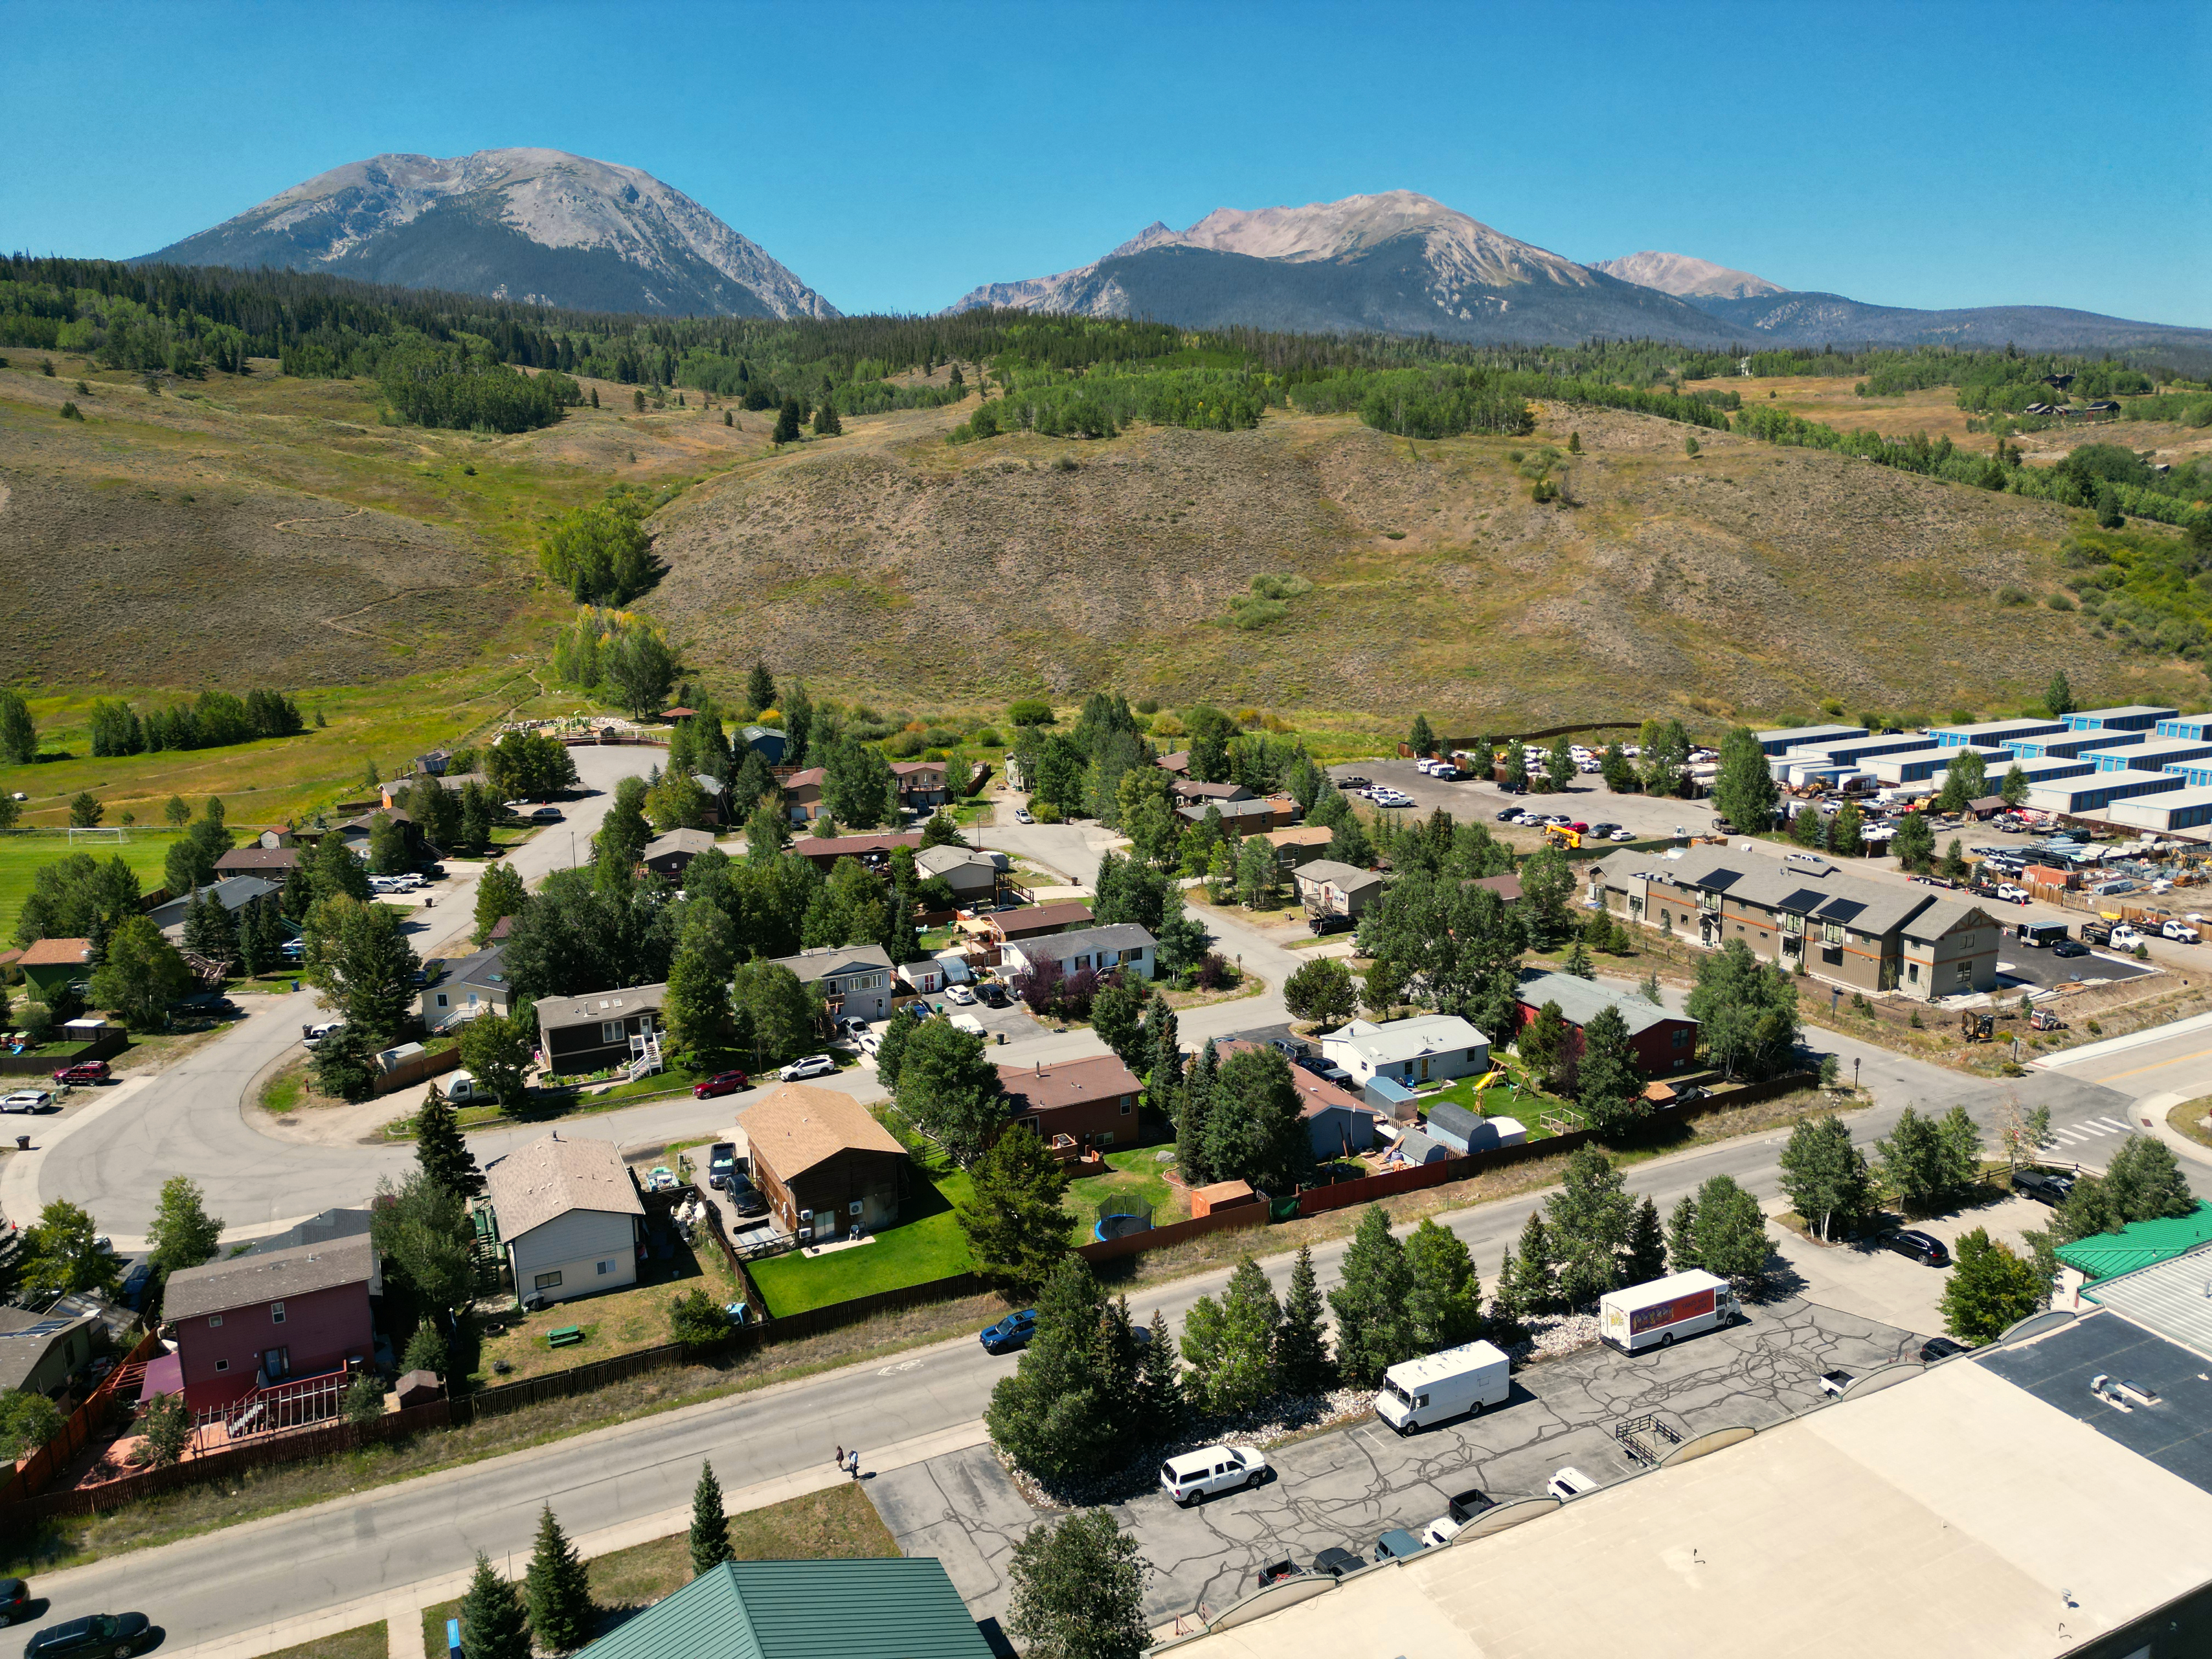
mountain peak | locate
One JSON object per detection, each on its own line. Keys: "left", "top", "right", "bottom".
{"left": 1589, "top": 250, "right": 1786, "bottom": 301}
{"left": 140, "top": 148, "right": 837, "bottom": 319}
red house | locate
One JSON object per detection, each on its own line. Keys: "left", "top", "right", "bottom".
{"left": 997, "top": 1054, "right": 1144, "bottom": 1152}
{"left": 1514, "top": 970, "right": 1699, "bottom": 1075}
{"left": 161, "top": 1233, "right": 379, "bottom": 1413}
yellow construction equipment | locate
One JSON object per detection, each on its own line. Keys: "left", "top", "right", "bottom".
{"left": 1544, "top": 825, "right": 1583, "bottom": 850}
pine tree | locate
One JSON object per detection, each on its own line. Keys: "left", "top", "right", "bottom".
{"left": 1624, "top": 1196, "right": 1667, "bottom": 1283}
{"left": 1404, "top": 1218, "right": 1484, "bottom": 1350}
{"left": 689, "top": 1461, "right": 732, "bottom": 1576}
{"left": 1666, "top": 1194, "right": 1700, "bottom": 1273}
{"left": 772, "top": 398, "right": 803, "bottom": 443}
{"left": 524, "top": 1504, "right": 595, "bottom": 1654}
{"left": 1328, "top": 1205, "right": 1414, "bottom": 1384}
{"left": 1502, "top": 1211, "right": 1558, "bottom": 1316}
{"left": 1272, "top": 1244, "right": 1334, "bottom": 1395}
{"left": 458, "top": 1553, "right": 531, "bottom": 1659}
{"left": 813, "top": 400, "right": 842, "bottom": 436}
{"left": 414, "top": 1082, "right": 485, "bottom": 1199}
{"left": 1176, "top": 1040, "right": 1218, "bottom": 1187}
{"left": 1134, "top": 1307, "right": 1183, "bottom": 1430}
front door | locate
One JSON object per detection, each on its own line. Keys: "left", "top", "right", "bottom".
{"left": 263, "top": 1346, "right": 290, "bottom": 1380}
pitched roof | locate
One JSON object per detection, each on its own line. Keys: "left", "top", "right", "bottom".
{"left": 1217, "top": 1041, "right": 1378, "bottom": 1123}
{"left": 783, "top": 766, "right": 827, "bottom": 789}
{"left": 1900, "top": 895, "right": 1997, "bottom": 943}
{"left": 148, "top": 877, "right": 280, "bottom": 932}
{"left": 738, "top": 1084, "right": 906, "bottom": 1180}
{"left": 2057, "top": 1205, "right": 2212, "bottom": 1282}
{"left": 1468, "top": 871, "right": 1523, "bottom": 902}
{"left": 989, "top": 900, "right": 1094, "bottom": 935}
{"left": 16, "top": 937, "right": 92, "bottom": 967}
{"left": 484, "top": 1133, "right": 645, "bottom": 1242}
{"left": 574, "top": 1556, "right": 993, "bottom": 1659}
{"left": 425, "top": 945, "right": 509, "bottom": 997}
{"left": 213, "top": 846, "right": 305, "bottom": 873}
{"left": 793, "top": 831, "right": 923, "bottom": 862}
{"left": 641, "top": 827, "right": 718, "bottom": 862}
{"left": 1295, "top": 859, "right": 1381, "bottom": 892}
{"left": 998, "top": 1053, "right": 1142, "bottom": 1114}
{"left": 1323, "top": 1014, "right": 1488, "bottom": 1064}
{"left": 533, "top": 982, "right": 669, "bottom": 1032}
{"left": 164, "top": 1234, "right": 377, "bottom": 1322}
{"left": 1010, "top": 922, "right": 1156, "bottom": 962}
{"left": 1515, "top": 970, "right": 1691, "bottom": 1039}
{"left": 1640, "top": 846, "right": 1937, "bottom": 938}
{"left": 768, "top": 943, "right": 894, "bottom": 985}
{"left": 1262, "top": 826, "right": 1334, "bottom": 848}
{"left": 0, "top": 1307, "right": 97, "bottom": 1392}
{"left": 915, "top": 843, "right": 994, "bottom": 877}
{"left": 889, "top": 760, "right": 946, "bottom": 777}
{"left": 1156, "top": 750, "right": 1192, "bottom": 772}
{"left": 1173, "top": 780, "right": 1252, "bottom": 800}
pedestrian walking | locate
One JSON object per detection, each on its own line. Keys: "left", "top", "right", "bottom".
{"left": 848, "top": 1448, "right": 861, "bottom": 1480}
{"left": 834, "top": 1444, "right": 845, "bottom": 1475}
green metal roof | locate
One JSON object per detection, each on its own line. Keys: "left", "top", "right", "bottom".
{"left": 2056, "top": 1203, "right": 2212, "bottom": 1282}
{"left": 575, "top": 1558, "right": 993, "bottom": 1659}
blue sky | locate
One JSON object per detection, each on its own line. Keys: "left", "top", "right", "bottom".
{"left": 5, "top": 0, "right": 2206, "bottom": 324}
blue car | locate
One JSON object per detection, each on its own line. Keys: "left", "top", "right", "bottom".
{"left": 980, "top": 1311, "right": 1037, "bottom": 1354}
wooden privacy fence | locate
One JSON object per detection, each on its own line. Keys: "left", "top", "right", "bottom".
{"left": 1075, "top": 1204, "right": 1268, "bottom": 1262}
{"left": 0, "top": 1329, "right": 162, "bottom": 1508}
{"left": 1, "top": 1399, "right": 453, "bottom": 1526}
{"left": 459, "top": 1346, "right": 689, "bottom": 1420}
{"left": 1294, "top": 1073, "right": 1819, "bottom": 1219}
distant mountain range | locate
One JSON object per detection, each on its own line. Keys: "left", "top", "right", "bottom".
{"left": 950, "top": 191, "right": 2210, "bottom": 354}
{"left": 139, "top": 148, "right": 837, "bottom": 320}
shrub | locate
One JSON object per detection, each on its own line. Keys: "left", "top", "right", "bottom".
{"left": 1229, "top": 598, "right": 1288, "bottom": 630}
{"left": 670, "top": 1287, "right": 734, "bottom": 1347}
{"left": 1997, "top": 586, "right": 2032, "bottom": 606}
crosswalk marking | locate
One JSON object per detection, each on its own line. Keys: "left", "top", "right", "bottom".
{"left": 2040, "top": 1114, "right": 2141, "bottom": 1150}
{"left": 2091, "top": 1115, "right": 2134, "bottom": 1132}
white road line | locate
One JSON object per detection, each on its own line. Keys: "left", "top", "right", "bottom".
{"left": 2051, "top": 1128, "right": 2089, "bottom": 1143}
{"left": 2092, "top": 1116, "right": 2135, "bottom": 1132}
{"left": 2074, "top": 1122, "right": 2118, "bottom": 1136}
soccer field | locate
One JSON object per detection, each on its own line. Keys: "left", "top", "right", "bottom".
{"left": 0, "top": 831, "right": 185, "bottom": 944}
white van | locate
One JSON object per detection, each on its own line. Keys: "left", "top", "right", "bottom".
{"left": 1376, "top": 1340, "right": 1511, "bottom": 1434}
{"left": 1599, "top": 1270, "right": 1739, "bottom": 1354}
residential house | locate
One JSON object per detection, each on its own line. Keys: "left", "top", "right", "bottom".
{"left": 791, "top": 831, "right": 923, "bottom": 871}
{"left": 14, "top": 938, "right": 92, "bottom": 1002}
{"left": 768, "top": 944, "right": 896, "bottom": 1023}
{"left": 1321, "top": 1015, "right": 1490, "bottom": 1089}
{"left": 1260, "top": 825, "right": 1334, "bottom": 870}
{"left": 891, "top": 760, "right": 951, "bottom": 811}
{"left": 213, "top": 844, "right": 307, "bottom": 881}
{"left": 984, "top": 901, "right": 1093, "bottom": 944}
{"left": 379, "top": 772, "right": 487, "bottom": 810}
{"left": 484, "top": 1133, "right": 646, "bottom": 1306}
{"left": 1176, "top": 794, "right": 1299, "bottom": 832}
{"left": 738, "top": 1083, "right": 911, "bottom": 1237}
{"left": 1295, "top": 859, "right": 1383, "bottom": 919}
{"left": 419, "top": 945, "right": 512, "bottom": 1033}
{"left": 534, "top": 984, "right": 668, "bottom": 1076}
{"left": 1000, "top": 923, "right": 1156, "bottom": 982}
{"left": 641, "top": 827, "right": 719, "bottom": 879}
{"left": 148, "top": 876, "right": 281, "bottom": 943}
{"left": 0, "top": 1306, "right": 101, "bottom": 1400}
{"left": 1155, "top": 751, "right": 1192, "bottom": 776}
{"left": 689, "top": 774, "right": 730, "bottom": 827}
{"left": 1218, "top": 1040, "right": 1382, "bottom": 1159}
{"left": 781, "top": 767, "right": 828, "bottom": 823}
{"left": 997, "top": 1053, "right": 1144, "bottom": 1151}
{"left": 571, "top": 1557, "right": 992, "bottom": 1659}
{"left": 332, "top": 807, "right": 437, "bottom": 865}
{"left": 1592, "top": 848, "right": 2000, "bottom": 1003}
{"left": 1170, "top": 778, "right": 1253, "bottom": 809}
{"left": 1513, "top": 970, "right": 1699, "bottom": 1074}
{"left": 1468, "top": 872, "right": 1523, "bottom": 904}
{"left": 740, "top": 725, "right": 786, "bottom": 764}
{"left": 162, "top": 1233, "right": 380, "bottom": 1410}
{"left": 915, "top": 843, "right": 1001, "bottom": 907}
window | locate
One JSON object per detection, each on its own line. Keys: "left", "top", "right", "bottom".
{"left": 1672, "top": 1029, "right": 1689, "bottom": 1048}
{"left": 534, "top": 1270, "right": 563, "bottom": 1291}
{"left": 436, "top": 993, "right": 448, "bottom": 1007}
{"left": 1781, "top": 912, "right": 1803, "bottom": 936}
{"left": 1699, "top": 890, "right": 1719, "bottom": 911}
{"left": 1119, "top": 1096, "right": 1133, "bottom": 1114}
{"left": 215, "top": 1358, "right": 229, "bottom": 1372}
{"left": 208, "top": 1314, "right": 224, "bottom": 1328}
{"left": 1822, "top": 921, "right": 1846, "bottom": 945}
{"left": 1096, "top": 1131, "right": 1116, "bottom": 1147}
{"left": 1908, "top": 962, "right": 1921, "bottom": 984}
{"left": 1955, "top": 962, "right": 1972, "bottom": 985}
{"left": 270, "top": 1302, "right": 286, "bottom": 1324}
{"left": 600, "top": 1020, "right": 624, "bottom": 1045}
{"left": 597, "top": 1260, "right": 616, "bottom": 1275}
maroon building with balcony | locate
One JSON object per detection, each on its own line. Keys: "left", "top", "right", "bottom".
{"left": 161, "top": 1234, "right": 380, "bottom": 1413}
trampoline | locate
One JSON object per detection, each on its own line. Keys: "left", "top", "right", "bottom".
{"left": 1093, "top": 1200, "right": 1154, "bottom": 1243}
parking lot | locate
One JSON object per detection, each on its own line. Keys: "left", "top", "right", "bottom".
{"left": 868, "top": 1296, "right": 1922, "bottom": 1630}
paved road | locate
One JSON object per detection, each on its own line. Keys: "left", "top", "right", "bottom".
{"left": 39, "top": 989, "right": 2209, "bottom": 1651}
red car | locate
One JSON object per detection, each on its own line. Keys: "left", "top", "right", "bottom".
{"left": 53, "top": 1060, "right": 109, "bottom": 1086}
{"left": 692, "top": 1070, "right": 750, "bottom": 1099}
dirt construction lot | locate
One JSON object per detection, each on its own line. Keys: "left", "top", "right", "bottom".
{"left": 870, "top": 1296, "right": 1922, "bottom": 1630}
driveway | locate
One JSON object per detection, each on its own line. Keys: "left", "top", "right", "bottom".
{"left": 871, "top": 1297, "right": 1922, "bottom": 1629}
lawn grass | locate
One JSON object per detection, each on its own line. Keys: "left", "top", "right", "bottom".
{"left": 2167, "top": 1096, "right": 2212, "bottom": 1149}
{"left": 0, "top": 828, "right": 185, "bottom": 942}
{"left": 257, "top": 1621, "right": 386, "bottom": 1659}
{"left": 747, "top": 1170, "right": 977, "bottom": 1316}
{"left": 258, "top": 1058, "right": 306, "bottom": 1114}
{"left": 1420, "top": 1065, "right": 1578, "bottom": 1138}
{"left": 464, "top": 1240, "right": 737, "bottom": 1388}
{"left": 1068, "top": 1143, "right": 1186, "bottom": 1229}
{"left": 419, "top": 1483, "right": 896, "bottom": 1655}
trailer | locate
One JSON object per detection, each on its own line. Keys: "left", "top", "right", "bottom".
{"left": 1613, "top": 1413, "right": 1684, "bottom": 1467}
{"left": 1375, "top": 1340, "right": 1512, "bottom": 1434}
{"left": 1598, "top": 1270, "right": 1739, "bottom": 1354}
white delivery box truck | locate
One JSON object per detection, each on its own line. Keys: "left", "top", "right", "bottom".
{"left": 1375, "top": 1340, "right": 1511, "bottom": 1434}
{"left": 1599, "top": 1269, "right": 1738, "bottom": 1354}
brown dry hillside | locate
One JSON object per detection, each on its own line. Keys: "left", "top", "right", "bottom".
{"left": 645, "top": 397, "right": 2199, "bottom": 730}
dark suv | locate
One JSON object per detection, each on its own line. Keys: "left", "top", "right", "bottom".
{"left": 1880, "top": 1229, "right": 1950, "bottom": 1267}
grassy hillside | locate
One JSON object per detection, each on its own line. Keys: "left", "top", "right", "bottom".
{"left": 645, "top": 393, "right": 2203, "bottom": 732}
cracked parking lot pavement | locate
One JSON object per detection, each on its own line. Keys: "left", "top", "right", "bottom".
{"left": 867, "top": 1296, "right": 1922, "bottom": 1627}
